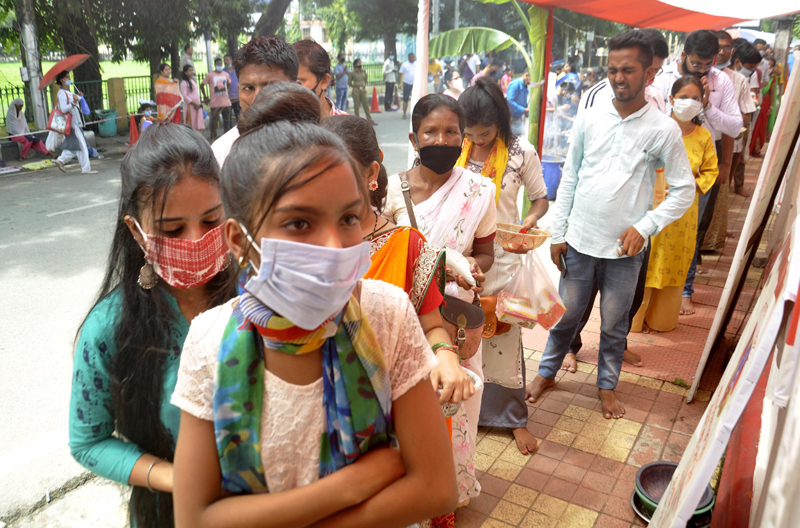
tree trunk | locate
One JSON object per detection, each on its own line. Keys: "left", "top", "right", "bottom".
{"left": 384, "top": 30, "right": 397, "bottom": 61}
{"left": 255, "top": 0, "right": 293, "bottom": 37}
{"left": 170, "top": 41, "right": 180, "bottom": 76}
{"left": 149, "top": 45, "right": 164, "bottom": 101}
{"left": 53, "top": 0, "right": 103, "bottom": 111}
{"left": 227, "top": 30, "right": 239, "bottom": 58}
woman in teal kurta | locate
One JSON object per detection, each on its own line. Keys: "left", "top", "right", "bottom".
{"left": 68, "top": 123, "right": 235, "bottom": 527}
{"left": 69, "top": 290, "right": 187, "bottom": 482}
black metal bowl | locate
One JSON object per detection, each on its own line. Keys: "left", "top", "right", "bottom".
{"left": 635, "top": 461, "right": 714, "bottom": 512}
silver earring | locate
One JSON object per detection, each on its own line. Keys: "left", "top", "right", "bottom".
{"left": 138, "top": 262, "right": 157, "bottom": 289}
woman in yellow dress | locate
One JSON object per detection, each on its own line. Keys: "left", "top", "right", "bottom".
{"left": 632, "top": 76, "right": 718, "bottom": 332}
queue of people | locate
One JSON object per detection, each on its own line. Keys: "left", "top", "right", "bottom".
{"left": 64, "top": 27, "right": 772, "bottom": 528}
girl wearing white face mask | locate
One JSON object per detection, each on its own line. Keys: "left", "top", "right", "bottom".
{"left": 170, "top": 84, "right": 457, "bottom": 528}
{"left": 69, "top": 124, "right": 236, "bottom": 527}
{"left": 631, "top": 76, "right": 718, "bottom": 332}
{"left": 442, "top": 69, "right": 464, "bottom": 100}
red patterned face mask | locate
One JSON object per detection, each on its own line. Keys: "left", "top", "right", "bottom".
{"left": 133, "top": 219, "right": 230, "bottom": 289}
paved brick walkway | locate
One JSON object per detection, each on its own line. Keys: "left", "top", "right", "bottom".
{"left": 456, "top": 356, "right": 711, "bottom": 528}
{"left": 455, "top": 157, "right": 765, "bottom": 527}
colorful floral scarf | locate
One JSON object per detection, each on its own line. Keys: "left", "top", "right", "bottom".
{"left": 456, "top": 137, "right": 509, "bottom": 205}
{"left": 213, "top": 291, "right": 394, "bottom": 493}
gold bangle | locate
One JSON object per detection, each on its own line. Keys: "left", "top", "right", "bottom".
{"left": 146, "top": 458, "right": 165, "bottom": 493}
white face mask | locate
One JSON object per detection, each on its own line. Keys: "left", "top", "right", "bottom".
{"left": 451, "top": 78, "right": 464, "bottom": 91}
{"left": 215, "top": 65, "right": 223, "bottom": 72}
{"left": 240, "top": 224, "right": 372, "bottom": 330}
{"left": 672, "top": 98, "right": 704, "bottom": 122}
{"left": 739, "top": 66, "right": 753, "bottom": 78}
{"left": 714, "top": 60, "right": 731, "bottom": 70}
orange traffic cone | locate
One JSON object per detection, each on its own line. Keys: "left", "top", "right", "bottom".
{"left": 370, "top": 86, "right": 381, "bottom": 113}
{"left": 129, "top": 114, "right": 139, "bottom": 147}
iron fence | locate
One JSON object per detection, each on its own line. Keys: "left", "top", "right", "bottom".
{"left": 0, "top": 84, "right": 32, "bottom": 127}
{"left": 74, "top": 79, "right": 109, "bottom": 114}
{"left": 124, "top": 76, "right": 154, "bottom": 114}
{"left": 341, "top": 62, "right": 384, "bottom": 86}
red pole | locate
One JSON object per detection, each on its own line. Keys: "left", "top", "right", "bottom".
{"left": 538, "top": 9, "right": 554, "bottom": 155}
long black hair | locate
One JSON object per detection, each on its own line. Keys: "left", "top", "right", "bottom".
{"left": 222, "top": 82, "right": 360, "bottom": 272}
{"left": 77, "top": 123, "right": 236, "bottom": 527}
{"left": 181, "top": 64, "right": 194, "bottom": 92}
{"left": 322, "top": 115, "right": 388, "bottom": 212}
{"left": 460, "top": 76, "right": 512, "bottom": 143}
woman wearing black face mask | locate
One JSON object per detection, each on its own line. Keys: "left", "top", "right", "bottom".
{"left": 383, "top": 95, "right": 496, "bottom": 503}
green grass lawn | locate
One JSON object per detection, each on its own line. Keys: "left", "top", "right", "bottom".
{"left": 0, "top": 60, "right": 152, "bottom": 87}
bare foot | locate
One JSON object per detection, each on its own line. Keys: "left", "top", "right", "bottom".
{"left": 599, "top": 388, "right": 626, "bottom": 419}
{"left": 54, "top": 159, "right": 66, "bottom": 173}
{"left": 526, "top": 375, "right": 555, "bottom": 403}
{"left": 623, "top": 349, "right": 643, "bottom": 367}
{"left": 512, "top": 428, "right": 538, "bottom": 455}
{"left": 680, "top": 297, "right": 696, "bottom": 315}
{"left": 727, "top": 231, "right": 735, "bottom": 238}
{"left": 735, "top": 188, "right": 751, "bottom": 198}
{"left": 561, "top": 353, "right": 577, "bottom": 373}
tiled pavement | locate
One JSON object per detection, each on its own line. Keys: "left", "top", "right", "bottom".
{"left": 458, "top": 156, "right": 767, "bottom": 527}
{"left": 455, "top": 355, "right": 712, "bottom": 528}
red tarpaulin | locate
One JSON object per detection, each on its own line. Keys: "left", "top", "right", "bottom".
{"left": 518, "top": 0, "right": 799, "bottom": 32}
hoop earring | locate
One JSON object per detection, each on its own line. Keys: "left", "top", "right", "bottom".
{"left": 138, "top": 262, "right": 157, "bottom": 289}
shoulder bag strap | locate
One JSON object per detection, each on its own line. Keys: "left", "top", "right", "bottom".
{"left": 398, "top": 172, "right": 418, "bottom": 230}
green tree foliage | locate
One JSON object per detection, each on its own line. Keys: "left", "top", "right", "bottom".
{"left": 317, "top": 0, "right": 354, "bottom": 53}
{"left": 98, "top": 0, "right": 195, "bottom": 77}
{"left": 344, "top": 0, "right": 417, "bottom": 59}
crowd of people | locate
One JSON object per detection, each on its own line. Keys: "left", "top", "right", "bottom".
{"left": 64, "top": 24, "right": 785, "bottom": 528}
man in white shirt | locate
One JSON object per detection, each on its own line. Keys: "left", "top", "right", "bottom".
{"left": 717, "top": 32, "right": 757, "bottom": 197}
{"left": 526, "top": 31, "right": 695, "bottom": 420}
{"left": 382, "top": 55, "right": 397, "bottom": 112}
{"left": 398, "top": 53, "right": 416, "bottom": 119}
{"left": 180, "top": 44, "right": 194, "bottom": 72}
{"left": 652, "top": 30, "right": 742, "bottom": 297}
{"left": 211, "top": 36, "right": 299, "bottom": 167}
{"left": 579, "top": 28, "right": 668, "bottom": 116}
{"left": 754, "top": 38, "right": 771, "bottom": 90}
{"left": 464, "top": 53, "right": 481, "bottom": 85}
{"left": 563, "top": 28, "right": 670, "bottom": 374}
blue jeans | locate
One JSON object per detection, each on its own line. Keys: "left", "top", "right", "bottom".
{"left": 683, "top": 189, "right": 713, "bottom": 298}
{"left": 539, "top": 245, "right": 645, "bottom": 390}
{"left": 336, "top": 87, "right": 348, "bottom": 111}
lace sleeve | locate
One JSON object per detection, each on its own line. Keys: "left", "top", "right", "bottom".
{"left": 361, "top": 280, "right": 439, "bottom": 401}
{"left": 171, "top": 301, "right": 234, "bottom": 421}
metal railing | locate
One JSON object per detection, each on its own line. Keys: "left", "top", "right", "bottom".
{"left": 124, "top": 76, "right": 154, "bottom": 114}
{"left": 339, "top": 62, "right": 384, "bottom": 87}
{"left": 0, "top": 84, "right": 32, "bottom": 127}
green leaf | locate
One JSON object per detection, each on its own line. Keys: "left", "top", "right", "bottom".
{"left": 429, "top": 27, "right": 523, "bottom": 59}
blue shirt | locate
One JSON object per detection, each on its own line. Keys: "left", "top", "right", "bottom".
{"left": 334, "top": 63, "right": 349, "bottom": 89}
{"left": 224, "top": 66, "right": 239, "bottom": 99}
{"left": 551, "top": 101, "right": 695, "bottom": 259}
{"left": 506, "top": 77, "right": 529, "bottom": 117}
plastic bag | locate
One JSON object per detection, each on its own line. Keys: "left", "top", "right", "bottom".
{"left": 45, "top": 130, "right": 64, "bottom": 151}
{"left": 497, "top": 250, "right": 566, "bottom": 330}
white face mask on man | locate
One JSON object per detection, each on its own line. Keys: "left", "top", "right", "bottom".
{"left": 672, "top": 98, "right": 704, "bottom": 122}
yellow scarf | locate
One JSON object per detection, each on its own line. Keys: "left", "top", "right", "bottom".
{"left": 456, "top": 137, "right": 508, "bottom": 204}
